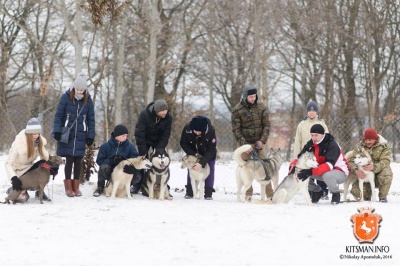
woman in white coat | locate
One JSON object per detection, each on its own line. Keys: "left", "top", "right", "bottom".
{"left": 5, "top": 118, "right": 51, "bottom": 201}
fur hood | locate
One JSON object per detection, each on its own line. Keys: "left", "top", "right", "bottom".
{"left": 5, "top": 129, "right": 49, "bottom": 180}
{"left": 359, "top": 134, "right": 388, "bottom": 147}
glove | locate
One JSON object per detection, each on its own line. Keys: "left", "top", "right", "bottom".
{"left": 113, "top": 155, "right": 123, "bottom": 166}
{"left": 297, "top": 169, "right": 312, "bottom": 181}
{"left": 86, "top": 138, "right": 94, "bottom": 146}
{"left": 123, "top": 165, "right": 136, "bottom": 175}
{"left": 288, "top": 159, "right": 298, "bottom": 175}
{"left": 53, "top": 132, "right": 62, "bottom": 141}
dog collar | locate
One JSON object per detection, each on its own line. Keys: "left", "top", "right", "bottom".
{"left": 40, "top": 163, "right": 51, "bottom": 170}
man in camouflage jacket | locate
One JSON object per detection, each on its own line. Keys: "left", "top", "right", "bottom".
{"left": 231, "top": 85, "right": 271, "bottom": 200}
{"left": 347, "top": 128, "right": 393, "bottom": 203}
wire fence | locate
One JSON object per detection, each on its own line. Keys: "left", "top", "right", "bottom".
{"left": 2, "top": 109, "right": 400, "bottom": 162}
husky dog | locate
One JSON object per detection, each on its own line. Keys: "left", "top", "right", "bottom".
{"left": 233, "top": 144, "right": 283, "bottom": 202}
{"left": 3, "top": 155, "right": 62, "bottom": 204}
{"left": 142, "top": 149, "right": 171, "bottom": 200}
{"left": 272, "top": 151, "right": 318, "bottom": 206}
{"left": 104, "top": 156, "right": 152, "bottom": 199}
{"left": 181, "top": 155, "right": 210, "bottom": 199}
{"left": 343, "top": 151, "right": 375, "bottom": 202}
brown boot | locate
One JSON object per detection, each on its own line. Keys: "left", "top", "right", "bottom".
{"left": 72, "top": 179, "right": 82, "bottom": 197}
{"left": 245, "top": 185, "right": 253, "bottom": 201}
{"left": 64, "top": 179, "right": 75, "bottom": 197}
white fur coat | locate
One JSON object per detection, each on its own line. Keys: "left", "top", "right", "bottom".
{"left": 5, "top": 129, "right": 49, "bottom": 180}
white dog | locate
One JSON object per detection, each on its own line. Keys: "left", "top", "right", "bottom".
{"left": 272, "top": 151, "right": 319, "bottom": 205}
{"left": 181, "top": 155, "right": 210, "bottom": 199}
{"left": 233, "top": 144, "right": 283, "bottom": 203}
{"left": 343, "top": 151, "right": 375, "bottom": 202}
{"left": 104, "top": 156, "right": 152, "bottom": 199}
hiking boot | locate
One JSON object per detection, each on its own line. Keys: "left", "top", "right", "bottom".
{"left": 141, "top": 188, "right": 149, "bottom": 197}
{"left": 331, "top": 192, "right": 341, "bottom": 205}
{"left": 321, "top": 191, "right": 329, "bottom": 200}
{"left": 93, "top": 187, "right": 103, "bottom": 197}
{"left": 379, "top": 198, "right": 388, "bottom": 203}
{"left": 204, "top": 187, "right": 214, "bottom": 200}
{"left": 130, "top": 186, "right": 140, "bottom": 195}
{"left": 184, "top": 185, "right": 193, "bottom": 199}
{"left": 35, "top": 191, "right": 51, "bottom": 201}
{"left": 311, "top": 190, "right": 324, "bottom": 203}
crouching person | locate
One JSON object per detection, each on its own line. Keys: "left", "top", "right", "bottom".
{"left": 348, "top": 128, "right": 393, "bottom": 203}
{"left": 296, "top": 124, "right": 349, "bottom": 205}
{"left": 93, "top": 124, "right": 140, "bottom": 197}
{"left": 180, "top": 116, "right": 217, "bottom": 200}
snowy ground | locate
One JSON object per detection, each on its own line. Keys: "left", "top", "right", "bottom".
{"left": 0, "top": 154, "right": 399, "bottom": 266}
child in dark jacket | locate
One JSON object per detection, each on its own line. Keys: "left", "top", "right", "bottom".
{"left": 180, "top": 116, "right": 217, "bottom": 200}
{"left": 93, "top": 124, "right": 139, "bottom": 197}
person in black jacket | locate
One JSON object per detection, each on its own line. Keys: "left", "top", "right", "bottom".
{"left": 93, "top": 124, "right": 139, "bottom": 197}
{"left": 132, "top": 99, "right": 173, "bottom": 195}
{"left": 180, "top": 116, "right": 217, "bottom": 200}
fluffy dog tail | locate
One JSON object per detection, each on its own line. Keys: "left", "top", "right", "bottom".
{"left": 233, "top": 144, "right": 252, "bottom": 167}
{"left": 11, "top": 176, "right": 23, "bottom": 191}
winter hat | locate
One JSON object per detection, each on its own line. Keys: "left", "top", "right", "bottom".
{"left": 364, "top": 128, "right": 379, "bottom": 140}
{"left": 25, "top": 118, "right": 42, "bottom": 134}
{"left": 310, "top": 124, "right": 325, "bottom": 134}
{"left": 242, "top": 85, "right": 257, "bottom": 98}
{"left": 306, "top": 101, "right": 319, "bottom": 112}
{"left": 73, "top": 72, "right": 88, "bottom": 91}
{"left": 154, "top": 99, "right": 168, "bottom": 113}
{"left": 190, "top": 116, "right": 208, "bottom": 131}
{"left": 113, "top": 124, "right": 128, "bottom": 137}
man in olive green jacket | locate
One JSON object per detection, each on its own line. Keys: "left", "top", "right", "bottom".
{"left": 231, "top": 85, "right": 271, "bottom": 200}
{"left": 347, "top": 128, "right": 393, "bottom": 203}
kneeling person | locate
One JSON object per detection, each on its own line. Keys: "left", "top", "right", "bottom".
{"left": 93, "top": 124, "right": 140, "bottom": 197}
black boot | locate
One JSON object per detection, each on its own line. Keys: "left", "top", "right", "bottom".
{"left": 311, "top": 190, "right": 324, "bottom": 204}
{"left": 331, "top": 192, "right": 341, "bottom": 205}
{"left": 204, "top": 187, "right": 214, "bottom": 200}
{"left": 185, "top": 185, "right": 193, "bottom": 199}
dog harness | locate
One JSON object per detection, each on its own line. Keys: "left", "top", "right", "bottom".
{"left": 249, "top": 150, "right": 271, "bottom": 181}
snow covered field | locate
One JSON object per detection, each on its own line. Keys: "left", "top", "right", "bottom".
{"left": 1, "top": 154, "right": 399, "bottom": 266}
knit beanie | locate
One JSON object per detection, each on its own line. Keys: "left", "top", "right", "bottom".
{"left": 113, "top": 124, "right": 128, "bottom": 137}
{"left": 364, "top": 128, "right": 379, "bottom": 140}
{"left": 242, "top": 85, "right": 257, "bottom": 98}
{"left": 25, "top": 118, "right": 42, "bottom": 134}
{"left": 306, "top": 101, "right": 319, "bottom": 112}
{"left": 190, "top": 116, "right": 208, "bottom": 131}
{"left": 153, "top": 99, "right": 168, "bottom": 113}
{"left": 73, "top": 72, "right": 88, "bottom": 91}
{"left": 310, "top": 124, "right": 325, "bottom": 134}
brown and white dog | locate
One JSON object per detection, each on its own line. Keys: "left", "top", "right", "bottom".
{"left": 104, "top": 156, "right": 152, "bottom": 199}
{"left": 3, "top": 155, "right": 62, "bottom": 204}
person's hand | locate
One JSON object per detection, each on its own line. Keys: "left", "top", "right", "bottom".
{"left": 355, "top": 169, "right": 366, "bottom": 179}
{"left": 297, "top": 169, "right": 312, "bottom": 181}
{"left": 256, "top": 141, "right": 264, "bottom": 150}
{"left": 288, "top": 159, "right": 298, "bottom": 174}
{"left": 86, "top": 138, "right": 94, "bottom": 146}
{"left": 53, "top": 132, "right": 61, "bottom": 141}
{"left": 362, "top": 163, "right": 373, "bottom": 171}
{"left": 192, "top": 163, "right": 202, "bottom": 171}
{"left": 123, "top": 165, "right": 136, "bottom": 174}
{"left": 113, "top": 155, "right": 123, "bottom": 166}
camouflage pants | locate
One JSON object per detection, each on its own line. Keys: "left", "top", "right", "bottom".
{"left": 241, "top": 147, "right": 274, "bottom": 198}
{"left": 350, "top": 166, "right": 393, "bottom": 199}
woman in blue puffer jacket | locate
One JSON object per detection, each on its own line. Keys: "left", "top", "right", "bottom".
{"left": 53, "top": 72, "right": 95, "bottom": 197}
